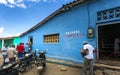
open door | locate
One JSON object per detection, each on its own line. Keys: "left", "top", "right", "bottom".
{"left": 28, "top": 36, "right": 33, "bottom": 51}
{"left": 98, "top": 23, "right": 120, "bottom": 60}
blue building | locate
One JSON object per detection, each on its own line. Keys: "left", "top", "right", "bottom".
{"left": 20, "top": 0, "right": 120, "bottom": 63}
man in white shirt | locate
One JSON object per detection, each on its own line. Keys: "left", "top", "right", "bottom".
{"left": 1, "top": 44, "right": 8, "bottom": 64}
{"left": 81, "top": 41, "right": 95, "bottom": 75}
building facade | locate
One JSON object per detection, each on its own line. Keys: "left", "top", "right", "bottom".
{"left": 20, "top": 0, "right": 120, "bottom": 63}
{"left": 0, "top": 37, "right": 20, "bottom": 49}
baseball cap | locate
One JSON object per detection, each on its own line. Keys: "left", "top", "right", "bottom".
{"left": 83, "top": 41, "right": 88, "bottom": 45}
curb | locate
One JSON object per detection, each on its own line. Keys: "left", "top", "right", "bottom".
{"left": 46, "top": 58, "right": 82, "bottom": 68}
{"left": 46, "top": 58, "right": 120, "bottom": 71}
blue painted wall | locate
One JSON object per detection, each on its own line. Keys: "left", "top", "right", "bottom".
{"left": 20, "top": 0, "right": 120, "bottom": 63}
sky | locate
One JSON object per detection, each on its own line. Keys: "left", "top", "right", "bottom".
{"left": 0, "top": 0, "right": 74, "bottom": 38}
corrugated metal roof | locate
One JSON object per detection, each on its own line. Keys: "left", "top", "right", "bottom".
{"left": 20, "top": 0, "right": 90, "bottom": 37}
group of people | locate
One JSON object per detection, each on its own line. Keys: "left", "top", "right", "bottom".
{"left": 17, "top": 43, "right": 30, "bottom": 58}
{"left": 1, "top": 42, "right": 30, "bottom": 64}
{"left": 1, "top": 41, "right": 95, "bottom": 75}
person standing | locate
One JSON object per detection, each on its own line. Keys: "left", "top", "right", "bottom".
{"left": 28, "top": 41, "right": 32, "bottom": 52}
{"left": 24, "top": 43, "right": 29, "bottom": 54}
{"left": 1, "top": 44, "right": 8, "bottom": 64}
{"left": 114, "top": 37, "right": 120, "bottom": 60}
{"left": 17, "top": 43, "right": 24, "bottom": 58}
{"left": 7, "top": 45, "right": 16, "bottom": 62}
{"left": 81, "top": 41, "right": 95, "bottom": 75}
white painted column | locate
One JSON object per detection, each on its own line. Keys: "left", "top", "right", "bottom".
{"left": 2, "top": 39, "right": 4, "bottom": 49}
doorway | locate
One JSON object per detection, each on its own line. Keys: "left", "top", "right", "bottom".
{"left": 98, "top": 23, "right": 120, "bottom": 60}
{"left": 28, "top": 36, "right": 33, "bottom": 51}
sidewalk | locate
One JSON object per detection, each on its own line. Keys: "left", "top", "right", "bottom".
{"left": 47, "top": 58, "right": 120, "bottom": 71}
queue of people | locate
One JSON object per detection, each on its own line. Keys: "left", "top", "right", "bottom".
{"left": 1, "top": 42, "right": 30, "bottom": 65}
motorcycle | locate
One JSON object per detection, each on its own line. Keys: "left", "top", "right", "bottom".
{"left": 35, "top": 49, "right": 47, "bottom": 75}
{"left": 0, "top": 62, "right": 19, "bottom": 75}
{"left": 18, "top": 52, "right": 35, "bottom": 73}
{"left": 18, "top": 56, "right": 27, "bottom": 73}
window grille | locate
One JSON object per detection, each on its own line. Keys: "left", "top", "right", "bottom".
{"left": 97, "top": 6, "right": 120, "bottom": 22}
{"left": 44, "top": 34, "right": 59, "bottom": 44}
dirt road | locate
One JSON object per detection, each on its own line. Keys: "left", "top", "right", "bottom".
{"left": 19, "top": 63, "right": 81, "bottom": 75}
{"left": 0, "top": 53, "right": 120, "bottom": 75}
{"left": 0, "top": 53, "right": 81, "bottom": 75}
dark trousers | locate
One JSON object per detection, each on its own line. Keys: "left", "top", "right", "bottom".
{"left": 18, "top": 52, "right": 23, "bottom": 58}
{"left": 9, "top": 58, "right": 14, "bottom": 62}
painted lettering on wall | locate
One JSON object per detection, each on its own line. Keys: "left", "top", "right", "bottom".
{"left": 64, "top": 30, "right": 84, "bottom": 38}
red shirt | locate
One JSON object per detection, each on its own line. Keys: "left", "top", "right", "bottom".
{"left": 17, "top": 44, "right": 24, "bottom": 52}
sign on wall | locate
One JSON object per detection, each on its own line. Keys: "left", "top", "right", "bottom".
{"left": 63, "top": 30, "right": 84, "bottom": 38}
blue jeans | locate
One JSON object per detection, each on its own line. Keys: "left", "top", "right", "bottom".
{"left": 18, "top": 52, "right": 23, "bottom": 58}
{"left": 2, "top": 55, "right": 7, "bottom": 64}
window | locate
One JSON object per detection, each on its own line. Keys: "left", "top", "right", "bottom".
{"left": 44, "top": 33, "right": 59, "bottom": 43}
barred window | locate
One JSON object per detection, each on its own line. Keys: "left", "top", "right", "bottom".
{"left": 44, "top": 34, "right": 59, "bottom": 43}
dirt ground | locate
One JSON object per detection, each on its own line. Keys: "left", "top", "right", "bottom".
{"left": 19, "top": 63, "right": 81, "bottom": 75}
{"left": 0, "top": 53, "right": 120, "bottom": 75}
{"left": 0, "top": 56, "right": 81, "bottom": 75}
{"left": 0, "top": 53, "right": 81, "bottom": 75}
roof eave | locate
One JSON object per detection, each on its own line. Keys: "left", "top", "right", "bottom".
{"left": 20, "top": 0, "right": 89, "bottom": 37}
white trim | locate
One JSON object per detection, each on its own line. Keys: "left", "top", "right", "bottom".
{"left": 2, "top": 39, "right": 4, "bottom": 49}
{"left": 97, "top": 20, "right": 120, "bottom": 26}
